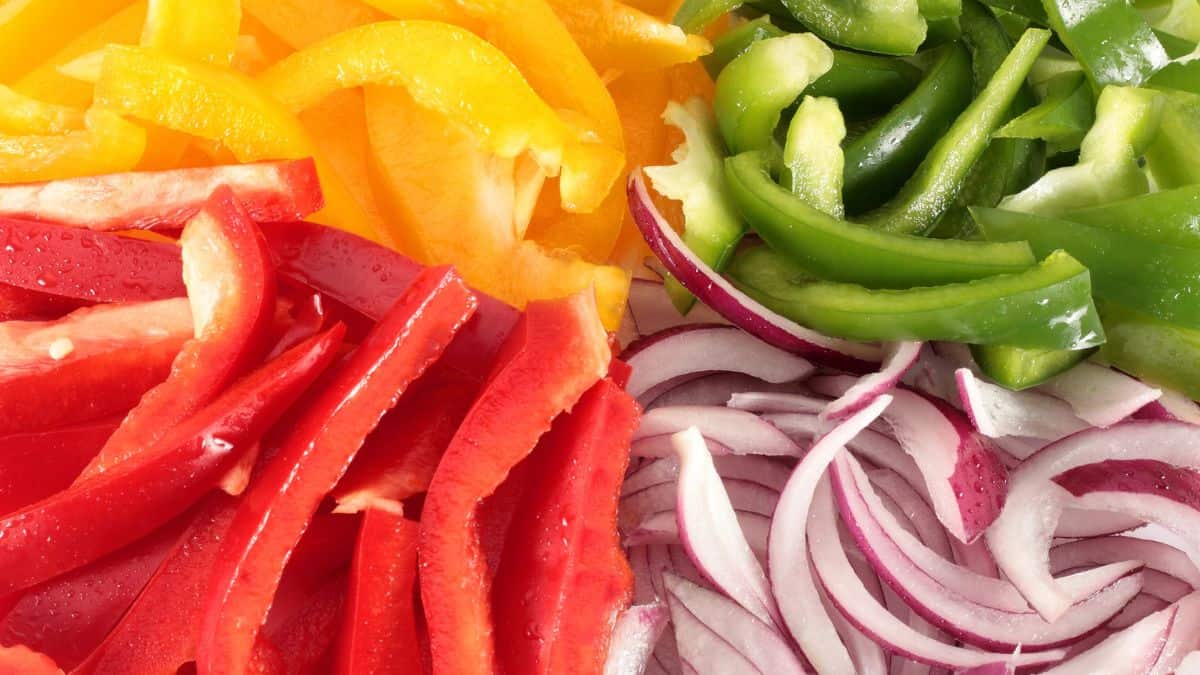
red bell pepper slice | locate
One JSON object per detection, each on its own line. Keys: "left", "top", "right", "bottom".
{"left": 0, "top": 325, "right": 343, "bottom": 597}
{"left": 0, "top": 419, "right": 117, "bottom": 515}
{"left": 0, "top": 645, "right": 62, "bottom": 674}
{"left": 493, "top": 378, "right": 639, "bottom": 674}
{"left": 335, "top": 507, "right": 422, "bottom": 675}
{"left": 0, "top": 514, "right": 185, "bottom": 670}
{"left": 0, "top": 218, "right": 184, "bottom": 304}
{"left": 197, "top": 266, "right": 477, "bottom": 675}
{"left": 269, "top": 574, "right": 347, "bottom": 675}
{"left": 262, "top": 513, "right": 360, "bottom": 640}
{"left": 0, "top": 297, "right": 192, "bottom": 436}
{"left": 0, "top": 159, "right": 322, "bottom": 231}
{"left": 419, "top": 292, "right": 611, "bottom": 675}
{"left": 79, "top": 185, "right": 276, "bottom": 478}
{"left": 0, "top": 283, "right": 88, "bottom": 322}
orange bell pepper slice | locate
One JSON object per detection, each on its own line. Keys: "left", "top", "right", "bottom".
{"left": 0, "top": 86, "right": 84, "bottom": 135}
{"left": 92, "top": 45, "right": 384, "bottom": 243}
{"left": 0, "top": 0, "right": 131, "bottom": 83}
{"left": 299, "top": 89, "right": 385, "bottom": 232}
{"left": 139, "top": 0, "right": 241, "bottom": 65}
{"left": 544, "top": 0, "right": 711, "bottom": 73}
{"left": 242, "top": 0, "right": 384, "bottom": 50}
{"left": 0, "top": 108, "right": 145, "bottom": 183}
{"left": 364, "top": 84, "right": 628, "bottom": 329}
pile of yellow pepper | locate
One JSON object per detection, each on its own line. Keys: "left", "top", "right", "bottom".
{"left": 0, "top": 0, "right": 717, "bottom": 329}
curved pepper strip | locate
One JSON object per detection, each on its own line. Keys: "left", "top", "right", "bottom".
{"left": 267, "top": 575, "right": 348, "bottom": 674}
{"left": 0, "top": 298, "right": 192, "bottom": 436}
{"left": 783, "top": 96, "right": 846, "bottom": 216}
{"left": 543, "top": 0, "right": 711, "bottom": 72}
{"left": 92, "top": 45, "right": 384, "bottom": 243}
{"left": 198, "top": 267, "right": 477, "bottom": 675}
{"left": 0, "top": 86, "right": 83, "bottom": 135}
{"left": 724, "top": 151, "right": 1036, "bottom": 287}
{"left": 335, "top": 508, "right": 422, "bottom": 675}
{"left": 1098, "top": 299, "right": 1200, "bottom": 400}
{"left": 242, "top": 0, "right": 385, "bottom": 50}
{"left": 996, "top": 71, "right": 1095, "bottom": 152}
{"left": 1065, "top": 185, "right": 1200, "bottom": 247}
{"left": 420, "top": 292, "right": 611, "bottom": 675}
{"left": 779, "top": 0, "right": 926, "bottom": 55}
{"left": 493, "top": 379, "right": 639, "bottom": 675}
{"left": 139, "top": 0, "right": 240, "bottom": 64}
{"left": 1043, "top": 0, "right": 1169, "bottom": 87}
{"left": 0, "top": 0, "right": 131, "bottom": 83}
{"left": 259, "top": 512, "right": 359, "bottom": 643}
{"left": 0, "top": 420, "right": 118, "bottom": 516}
{"left": 298, "top": 90, "right": 386, "bottom": 237}
{"left": 0, "top": 645, "right": 61, "bottom": 675}
{"left": 79, "top": 187, "right": 276, "bottom": 478}
{"left": 0, "top": 326, "right": 343, "bottom": 598}
{"left": 1145, "top": 90, "right": 1200, "bottom": 189}
{"left": 969, "top": 343, "right": 1094, "bottom": 390}
{"left": 0, "top": 283, "right": 88, "bottom": 322}
{"left": 729, "top": 243, "right": 1105, "bottom": 348}
{"left": 862, "top": 27, "right": 1050, "bottom": 234}
{"left": 0, "top": 108, "right": 145, "bottom": 183}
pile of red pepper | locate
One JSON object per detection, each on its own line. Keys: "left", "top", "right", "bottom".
{"left": 0, "top": 158, "right": 640, "bottom": 675}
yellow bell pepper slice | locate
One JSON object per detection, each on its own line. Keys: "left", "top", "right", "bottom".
{"left": 140, "top": 0, "right": 241, "bottom": 65}
{"left": 238, "top": 15, "right": 296, "bottom": 69}
{"left": 0, "top": 107, "right": 145, "bottom": 183}
{"left": 0, "top": 0, "right": 132, "bottom": 82}
{"left": 364, "top": 83, "right": 628, "bottom": 329}
{"left": 242, "top": 0, "right": 384, "bottom": 50}
{"left": 543, "top": 0, "right": 711, "bottom": 72}
{"left": 0, "top": 86, "right": 85, "bottom": 135}
{"left": 93, "top": 44, "right": 384, "bottom": 243}
{"left": 299, "top": 88, "right": 385, "bottom": 231}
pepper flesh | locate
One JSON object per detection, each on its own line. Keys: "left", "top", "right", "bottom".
{"left": 419, "top": 292, "right": 610, "bottom": 675}
{"left": 1042, "top": 0, "right": 1169, "bottom": 87}
{"left": 729, "top": 244, "right": 1104, "bottom": 348}
{"left": 543, "top": 0, "right": 712, "bottom": 72}
{"left": 782, "top": 96, "right": 845, "bottom": 217}
{"left": 0, "top": 85, "right": 83, "bottom": 135}
{"left": 724, "top": 151, "right": 1036, "bottom": 288}
{"left": 1098, "top": 300, "right": 1200, "bottom": 400}
{"left": 0, "top": 0, "right": 131, "bottom": 83}
{"left": 0, "top": 420, "right": 117, "bottom": 516}
{"left": 0, "top": 108, "right": 146, "bottom": 184}
{"left": 969, "top": 343, "right": 1094, "bottom": 390}
{"left": 1065, "top": 185, "right": 1200, "bottom": 248}
{"left": 779, "top": 0, "right": 927, "bottom": 55}
{"left": 995, "top": 71, "right": 1095, "bottom": 152}
{"left": 139, "top": 0, "right": 241, "bottom": 64}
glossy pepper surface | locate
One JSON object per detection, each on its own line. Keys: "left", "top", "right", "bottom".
{"left": 0, "top": 420, "right": 118, "bottom": 516}
{"left": 969, "top": 343, "right": 1094, "bottom": 390}
{"left": 1098, "top": 300, "right": 1200, "bottom": 400}
{"left": 1042, "top": 0, "right": 1169, "bottom": 87}
{"left": 779, "top": 0, "right": 927, "bottom": 55}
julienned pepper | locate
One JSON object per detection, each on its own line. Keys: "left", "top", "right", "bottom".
{"left": 543, "top": 0, "right": 712, "bottom": 72}
{"left": 728, "top": 242, "right": 1104, "bottom": 348}
{"left": 863, "top": 27, "right": 1051, "bottom": 234}
{"left": 198, "top": 267, "right": 477, "bottom": 675}
{"left": 335, "top": 508, "right": 422, "bottom": 675}
{"left": 673, "top": 0, "right": 740, "bottom": 32}
{"left": 972, "top": 206, "right": 1200, "bottom": 329}
{"left": 783, "top": 96, "right": 845, "bottom": 217}
{"left": 724, "top": 151, "right": 1036, "bottom": 288}
{"left": 1097, "top": 299, "right": 1200, "bottom": 400}
{"left": 968, "top": 343, "right": 1094, "bottom": 390}
{"left": 493, "top": 378, "right": 639, "bottom": 675}
{"left": 0, "top": 108, "right": 145, "bottom": 184}
{"left": 1145, "top": 90, "right": 1200, "bottom": 189}
{"left": 419, "top": 292, "right": 611, "bottom": 675}
{"left": 139, "top": 0, "right": 240, "bottom": 65}
{"left": 79, "top": 187, "right": 277, "bottom": 478}
{"left": 842, "top": 43, "right": 973, "bottom": 215}
{"left": 1065, "top": 185, "right": 1200, "bottom": 247}
{"left": 0, "top": 85, "right": 83, "bottom": 135}
{"left": 0, "top": 420, "right": 118, "bottom": 516}
{"left": 0, "top": 326, "right": 343, "bottom": 598}
{"left": 0, "top": 0, "right": 130, "bottom": 83}
{"left": 995, "top": 71, "right": 1095, "bottom": 152}
{"left": 712, "top": 32, "right": 833, "bottom": 155}
{"left": 92, "top": 45, "right": 384, "bottom": 243}
{"left": 779, "top": 0, "right": 926, "bottom": 55}
{"left": 0, "top": 298, "right": 192, "bottom": 436}
{"left": 1042, "top": 0, "right": 1169, "bottom": 87}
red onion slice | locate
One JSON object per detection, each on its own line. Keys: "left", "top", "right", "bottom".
{"left": 634, "top": 405, "right": 802, "bottom": 458}
{"left": 822, "top": 341, "right": 923, "bottom": 423}
{"left": 624, "top": 324, "right": 815, "bottom": 400}
{"left": 673, "top": 428, "right": 781, "bottom": 627}
{"left": 1056, "top": 508, "right": 1145, "bottom": 538}
{"left": 807, "top": 479, "right": 1068, "bottom": 669}
{"left": 622, "top": 455, "right": 789, "bottom": 498}
{"left": 868, "top": 470, "right": 953, "bottom": 560}
{"left": 1040, "top": 592, "right": 1200, "bottom": 674}
{"left": 1050, "top": 536, "right": 1200, "bottom": 590}
{"left": 987, "top": 421, "right": 1200, "bottom": 621}
{"left": 627, "top": 171, "right": 883, "bottom": 369}
{"left": 727, "top": 391, "right": 831, "bottom": 414}
{"left": 1038, "top": 363, "right": 1162, "bottom": 428}
{"left": 956, "top": 368, "right": 1088, "bottom": 440}
{"left": 620, "top": 478, "right": 779, "bottom": 531}
{"left": 763, "top": 412, "right": 926, "bottom": 493}
{"left": 649, "top": 373, "right": 784, "bottom": 409}
{"left": 625, "top": 277, "right": 728, "bottom": 340}
{"left": 628, "top": 510, "right": 770, "bottom": 567}
{"left": 605, "top": 603, "right": 670, "bottom": 675}
{"left": 902, "top": 346, "right": 963, "bottom": 406}
{"left": 666, "top": 581, "right": 759, "bottom": 674}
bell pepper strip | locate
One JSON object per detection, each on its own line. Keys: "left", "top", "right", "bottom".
{"left": 724, "top": 151, "right": 1036, "bottom": 287}
{"left": 712, "top": 33, "right": 834, "bottom": 155}
{"left": 0, "top": 645, "right": 61, "bottom": 674}
{"left": 543, "top": 0, "right": 711, "bottom": 72}
{"left": 419, "top": 291, "right": 611, "bottom": 675}
{"left": 0, "top": 420, "right": 118, "bottom": 516}
{"left": 842, "top": 44, "right": 973, "bottom": 215}
{"left": 996, "top": 70, "right": 1095, "bottom": 152}
{"left": 645, "top": 98, "right": 744, "bottom": 314}
{"left": 1002, "top": 85, "right": 1163, "bottom": 214}
{"left": 268, "top": 575, "right": 348, "bottom": 675}
{"left": 0, "top": 326, "right": 343, "bottom": 598}
{"left": 493, "top": 379, "right": 639, "bottom": 675}
{"left": 702, "top": 15, "right": 784, "bottom": 75}
{"left": 0, "top": 108, "right": 145, "bottom": 184}
{"left": 728, "top": 243, "right": 1105, "bottom": 348}
{"left": 809, "top": 50, "right": 924, "bottom": 115}
{"left": 780, "top": 0, "right": 926, "bottom": 54}
{"left": 1064, "top": 184, "right": 1200, "bottom": 247}
{"left": 0, "top": 298, "right": 192, "bottom": 436}
{"left": 782, "top": 96, "right": 846, "bottom": 217}
{"left": 972, "top": 206, "right": 1200, "bottom": 329}
{"left": 299, "top": 89, "right": 386, "bottom": 236}
{"left": 0, "top": 218, "right": 183, "bottom": 303}
{"left": 197, "top": 267, "right": 477, "bottom": 675}
{"left": 0, "top": 159, "right": 322, "bottom": 232}
{"left": 335, "top": 508, "right": 422, "bottom": 675}
{"left": 1097, "top": 300, "right": 1200, "bottom": 400}
{"left": 139, "top": 0, "right": 240, "bottom": 64}
{"left": 0, "top": 284, "right": 88, "bottom": 322}
{"left": 0, "top": 86, "right": 83, "bottom": 135}
{"left": 969, "top": 343, "right": 1095, "bottom": 390}
{"left": 0, "top": 516, "right": 184, "bottom": 671}
{"left": 864, "top": 27, "right": 1051, "bottom": 234}
{"left": 92, "top": 45, "right": 383, "bottom": 243}
{"left": 1145, "top": 89, "right": 1200, "bottom": 189}
{"left": 0, "top": 0, "right": 131, "bottom": 83}
{"left": 1043, "top": 0, "right": 1169, "bottom": 87}
{"left": 363, "top": 84, "right": 629, "bottom": 330}
{"left": 673, "top": 0, "right": 740, "bottom": 32}
{"left": 261, "top": 512, "right": 360, "bottom": 640}
{"left": 1148, "top": 55, "right": 1200, "bottom": 95}
{"left": 242, "top": 0, "right": 384, "bottom": 50}
{"left": 79, "top": 186, "right": 277, "bottom": 478}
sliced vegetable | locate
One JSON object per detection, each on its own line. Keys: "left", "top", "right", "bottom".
{"left": 778, "top": 0, "right": 927, "bottom": 55}
{"left": 0, "top": 108, "right": 145, "bottom": 184}
{"left": 1098, "top": 300, "right": 1200, "bottom": 401}
{"left": 970, "top": 343, "right": 1095, "bottom": 390}
{"left": 1042, "top": 0, "right": 1169, "bottom": 87}
{"left": 0, "top": 420, "right": 117, "bottom": 516}
{"left": 1064, "top": 185, "right": 1200, "bottom": 248}
{"left": 782, "top": 96, "right": 845, "bottom": 216}
{"left": 996, "top": 71, "right": 1095, "bottom": 152}
{"left": 1145, "top": 90, "right": 1200, "bottom": 189}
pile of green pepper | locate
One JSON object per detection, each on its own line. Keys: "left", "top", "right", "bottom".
{"left": 647, "top": 0, "right": 1200, "bottom": 395}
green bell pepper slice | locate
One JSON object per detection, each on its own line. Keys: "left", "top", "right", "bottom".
{"left": 1098, "top": 299, "right": 1200, "bottom": 399}
{"left": 674, "top": 0, "right": 742, "bottom": 33}
{"left": 1065, "top": 185, "right": 1200, "bottom": 247}
{"left": 713, "top": 33, "right": 834, "bottom": 155}
{"left": 863, "top": 27, "right": 1052, "bottom": 234}
{"left": 782, "top": 96, "right": 846, "bottom": 216}
{"left": 996, "top": 70, "right": 1095, "bottom": 152}
{"left": 1042, "top": 0, "right": 1169, "bottom": 87}
{"left": 1148, "top": 58, "right": 1200, "bottom": 95}
{"left": 1145, "top": 89, "right": 1200, "bottom": 187}
{"left": 982, "top": 0, "right": 1048, "bottom": 22}
{"left": 778, "top": 0, "right": 927, "bottom": 55}
{"left": 725, "top": 151, "right": 1037, "bottom": 288}
{"left": 729, "top": 244, "right": 1105, "bottom": 348}
{"left": 970, "top": 343, "right": 1096, "bottom": 390}
{"left": 645, "top": 99, "right": 746, "bottom": 314}
{"left": 842, "top": 44, "right": 973, "bottom": 214}
{"left": 703, "top": 16, "right": 787, "bottom": 76}
{"left": 973, "top": 205, "right": 1200, "bottom": 329}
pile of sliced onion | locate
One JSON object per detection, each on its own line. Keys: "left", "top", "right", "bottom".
{"left": 615, "top": 282, "right": 1200, "bottom": 674}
